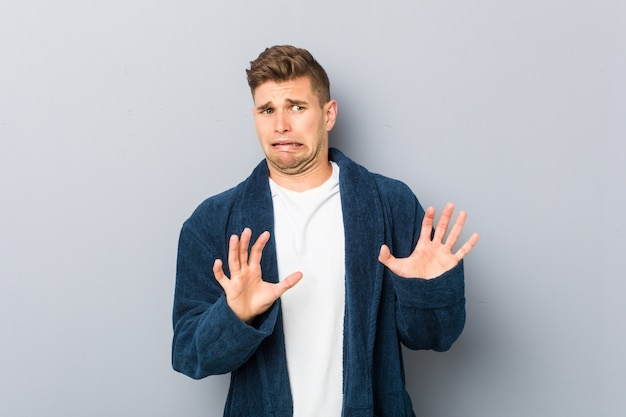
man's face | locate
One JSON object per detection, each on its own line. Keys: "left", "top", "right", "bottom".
{"left": 252, "top": 76, "right": 337, "bottom": 180}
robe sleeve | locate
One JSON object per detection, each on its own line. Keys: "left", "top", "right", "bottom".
{"left": 171, "top": 223, "right": 278, "bottom": 379}
{"left": 379, "top": 177, "right": 466, "bottom": 352}
{"left": 391, "top": 261, "right": 466, "bottom": 351}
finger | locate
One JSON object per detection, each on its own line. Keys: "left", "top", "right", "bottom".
{"left": 275, "top": 271, "right": 304, "bottom": 297}
{"left": 378, "top": 244, "right": 399, "bottom": 270}
{"left": 432, "top": 202, "right": 454, "bottom": 243}
{"left": 419, "top": 206, "right": 436, "bottom": 242}
{"left": 249, "top": 231, "right": 270, "bottom": 265}
{"left": 227, "top": 234, "right": 241, "bottom": 273}
{"left": 239, "top": 228, "right": 252, "bottom": 265}
{"left": 444, "top": 210, "right": 467, "bottom": 249}
{"left": 454, "top": 232, "right": 480, "bottom": 260}
{"left": 213, "top": 259, "right": 229, "bottom": 289}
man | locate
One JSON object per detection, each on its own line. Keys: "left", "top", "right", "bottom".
{"left": 172, "top": 45, "right": 479, "bottom": 417}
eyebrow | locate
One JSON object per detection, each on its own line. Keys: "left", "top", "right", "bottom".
{"left": 256, "top": 102, "right": 272, "bottom": 112}
{"left": 255, "top": 99, "right": 309, "bottom": 112}
{"left": 286, "top": 99, "right": 308, "bottom": 106}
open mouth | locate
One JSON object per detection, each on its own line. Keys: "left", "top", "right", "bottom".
{"left": 272, "top": 141, "right": 303, "bottom": 148}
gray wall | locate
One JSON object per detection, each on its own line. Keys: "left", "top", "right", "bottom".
{"left": 1, "top": 1, "right": 624, "bottom": 416}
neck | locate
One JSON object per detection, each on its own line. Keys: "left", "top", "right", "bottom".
{"left": 268, "top": 161, "right": 333, "bottom": 192}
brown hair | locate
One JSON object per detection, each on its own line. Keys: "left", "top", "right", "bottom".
{"left": 246, "top": 45, "right": 331, "bottom": 106}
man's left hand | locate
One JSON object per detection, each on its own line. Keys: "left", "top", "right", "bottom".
{"left": 378, "top": 203, "right": 479, "bottom": 279}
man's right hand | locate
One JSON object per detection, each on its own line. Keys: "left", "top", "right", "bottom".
{"left": 213, "top": 228, "right": 303, "bottom": 324}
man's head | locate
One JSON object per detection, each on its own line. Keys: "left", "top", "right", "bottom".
{"left": 246, "top": 45, "right": 331, "bottom": 107}
{"left": 248, "top": 46, "right": 337, "bottom": 191}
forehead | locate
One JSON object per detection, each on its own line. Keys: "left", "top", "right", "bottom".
{"left": 253, "top": 76, "right": 318, "bottom": 105}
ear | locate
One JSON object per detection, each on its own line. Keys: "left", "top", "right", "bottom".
{"left": 324, "top": 100, "right": 338, "bottom": 132}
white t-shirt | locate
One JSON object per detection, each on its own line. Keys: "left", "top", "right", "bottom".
{"left": 269, "top": 162, "right": 345, "bottom": 417}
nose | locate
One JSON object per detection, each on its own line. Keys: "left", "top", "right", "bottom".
{"left": 274, "top": 111, "right": 290, "bottom": 133}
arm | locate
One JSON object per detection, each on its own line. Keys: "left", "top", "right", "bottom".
{"left": 390, "top": 262, "right": 466, "bottom": 351}
{"left": 379, "top": 203, "right": 479, "bottom": 351}
{"left": 172, "top": 225, "right": 269, "bottom": 378}
{"left": 172, "top": 225, "right": 301, "bottom": 379}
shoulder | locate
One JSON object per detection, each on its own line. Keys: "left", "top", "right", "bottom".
{"left": 332, "top": 148, "right": 418, "bottom": 205}
{"left": 331, "top": 147, "right": 422, "bottom": 219}
{"left": 181, "top": 158, "right": 271, "bottom": 239}
{"left": 182, "top": 160, "right": 266, "bottom": 230}
{"left": 371, "top": 173, "right": 423, "bottom": 234}
{"left": 371, "top": 173, "right": 416, "bottom": 203}
{"left": 188, "top": 186, "right": 238, "bottom": 221}
{"left": 180, "top": 185, "right": 240, "bottom": 244}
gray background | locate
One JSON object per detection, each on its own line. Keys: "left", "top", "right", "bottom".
{"left": 1, "top": 0, "right": 624, "bottom": 416}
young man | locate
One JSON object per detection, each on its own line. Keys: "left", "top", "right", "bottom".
{"left": 172, "top": 45, "right": 479, "bottom": 417}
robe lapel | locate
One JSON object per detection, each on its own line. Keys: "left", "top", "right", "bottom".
{"left": 228, "top": 160, "right": 280, "bottom": 284}
{"left": 332, "top": 149, "right": 386, "bottom": 408}
{"left": 228, "top": 151, "right": 387, "bottom": 411}
{"left": 228, "top": 160, "right": 294, "bottom": 414}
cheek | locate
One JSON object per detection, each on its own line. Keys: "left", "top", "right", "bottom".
{"left": 300, "top": 116, "right": 323, "bottom": 135}
{"left": 254, "top": 119, "right": 270, "bottom": 136}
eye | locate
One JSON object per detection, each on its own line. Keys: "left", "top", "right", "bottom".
{"left": 261, "top": 107, "right": 274, "bottom": 115}
{"left": 291, "top": 105, "right": 305, "bottom": 112}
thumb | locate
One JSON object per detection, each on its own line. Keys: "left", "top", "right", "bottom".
{"left": 213, "top": 259, "right": 229, "bottom": 290}
{"left": 378, "top": 244, "right": 396, "bottom": 266}
{"left": 275, "top": 271, "right": 304, "bottom": 297}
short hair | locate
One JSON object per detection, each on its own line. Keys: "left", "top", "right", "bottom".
{"left": 246, "top": 45, "right": 331, "bottom": 106}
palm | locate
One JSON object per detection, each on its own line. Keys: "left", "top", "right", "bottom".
{"left": 213, "top": 228, "right": 302, "bottom": 323}
{"left": 379, "top": 203, "right": 479, "bottom": 279}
